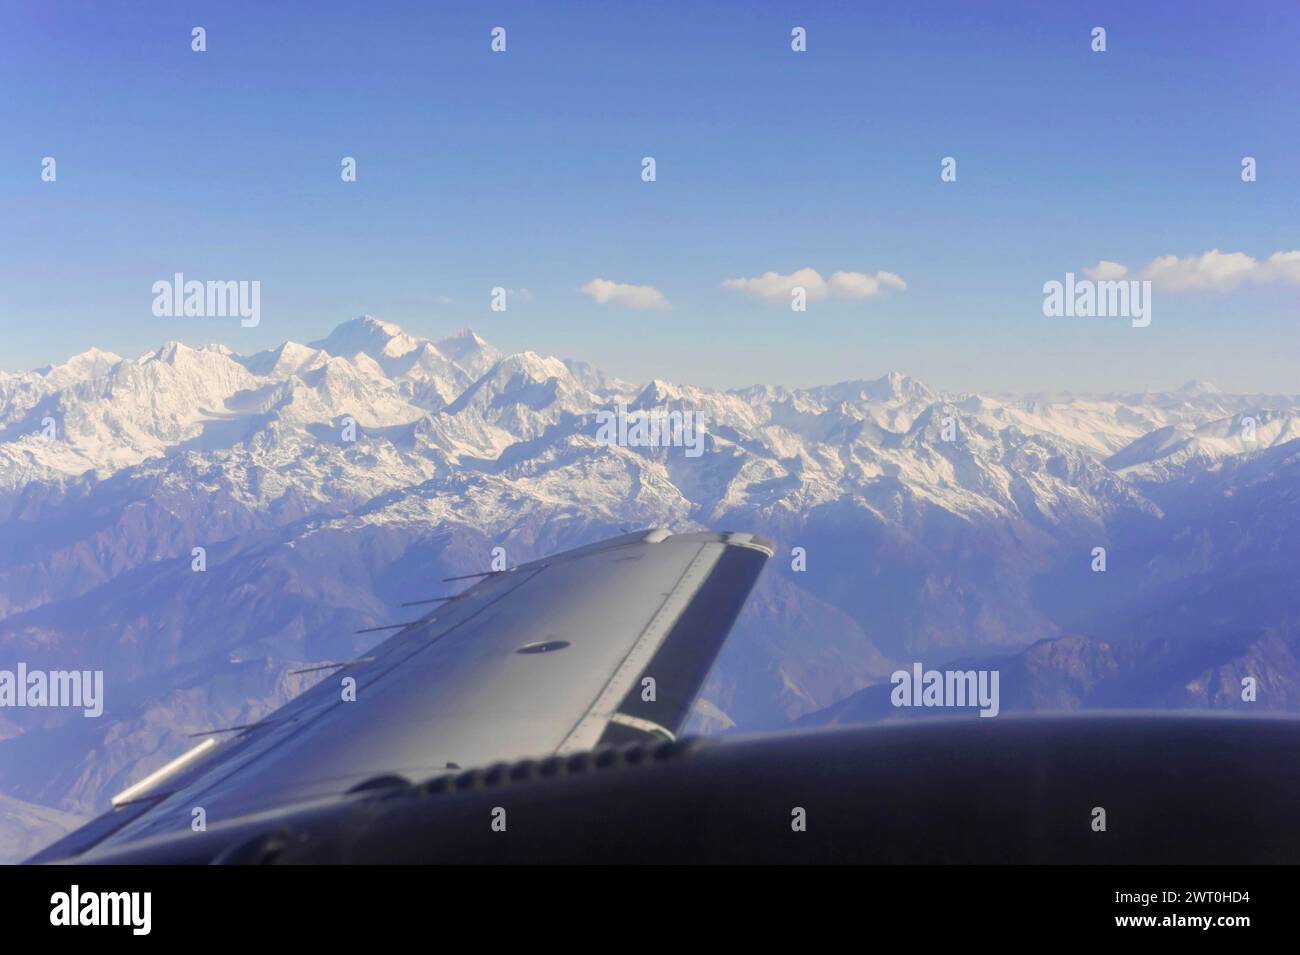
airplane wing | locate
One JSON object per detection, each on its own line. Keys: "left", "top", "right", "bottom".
{"left": 27, "top": 528, "right": 772, "bottom": 863}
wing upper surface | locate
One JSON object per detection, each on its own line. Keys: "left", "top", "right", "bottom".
{"left": 29, "top": 528, "right": 770, "bottom": 862}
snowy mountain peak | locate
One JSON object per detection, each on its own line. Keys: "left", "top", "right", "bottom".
{"left": 441, "top": 326, "right": 489, "bottom": 347}
{"left": 55, "top": 346, "right": 122, "bottom": 366}
{"left": 1178, "top": 379, "right": 1222, "bottom": 395}
{"left": 39, "top": 347, "right": 123, "bottom": 382}
{"left": 237, "top": 341, "right": 329, "bottom": 378}
{"left": 446, "top": 350, "right": 589, "bottom": 419}
{"left": 634, "top": 378, "right": 685, "bottom": 406}
{"left": 310, "top": 315, "right": 424, "bottom": 362}
{"left": 471, "top": 351, "right": 574, "bottom": 392}
{"left": 435, "top": 327, "right": 500, "bottom": 378}
{"left": 815, "top": 371, "right": 935, "bottom": 408}
{"left": 873, "top": 370, "right": 933, "bottom": 401}
{"left": 149, "top": 340, "right": 190, "bottom": 362}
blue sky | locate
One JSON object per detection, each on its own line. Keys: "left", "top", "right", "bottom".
{"left": 2, "top": 0, "right": 1298, "bottom": 393}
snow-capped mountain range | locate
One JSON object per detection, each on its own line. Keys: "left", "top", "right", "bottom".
{"left": 3, "top": 315, "right": 1300, "bottom": 860}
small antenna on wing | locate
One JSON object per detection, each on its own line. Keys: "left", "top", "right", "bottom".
{"left": 354, "top": 621, "right": 424, "bottom": 634}
{"left": 441, "top": 561, "right": 544, "bottom": 583}
{"left": 289, "top": 656, "right": 376, "bottom": 675}
{"left": 188, "top": 719, "right": 274, "bottom": 738}
{"left": 399, "top": 595, "right": 461, "bottom": 607}
{"left": 441, "top": 569, "right": 505, "bottom": 582}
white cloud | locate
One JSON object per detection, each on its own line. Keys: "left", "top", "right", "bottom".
{"left": 1139, "top": 250, "right": 1259, "bottom": 291}
{"left": 721, "top": 267, "right": 905, "bottom": 303}
{"left": 830, "top": 270, "right": 907, "bottom": 298}
{"left": 1092, "top": 250, "right": 1300, "bottom": 292}
{"left": 579, "top": 278, "right": 670, "bottom": 310}
{"left": 1084, "top": 260, "right": 1129, "bottom": 281}
{"left": 722, "top": 267, "right": 827, "bottom": 302}
{"left": 1258, "top": 250, "right": 1300, "bottom": 284}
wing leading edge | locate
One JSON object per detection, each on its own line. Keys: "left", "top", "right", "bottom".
{"left": 28, "top": 528, "right": 771, "bottom": 863}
